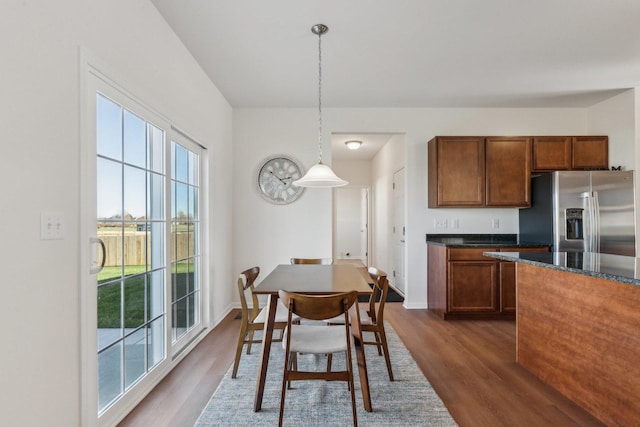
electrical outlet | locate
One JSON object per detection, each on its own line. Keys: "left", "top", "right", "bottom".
{"left": 492, "top": 218, "right": 500, "bottom": 229}
{"left": 434, "top": 219, "right": 447, "bottom": 229}
{"left": 450, "top": 219, "right": 459, "bottom": 229}
{"left": 41, "top": 212, "right": 65, "bottom": 240}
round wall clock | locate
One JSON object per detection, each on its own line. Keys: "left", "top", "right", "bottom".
{"left": 257, "top": 155, "right": 305, "bottom": 204}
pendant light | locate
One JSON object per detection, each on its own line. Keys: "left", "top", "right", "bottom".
{"left": 293, "top": 24, "right": 348, "bottom": 188}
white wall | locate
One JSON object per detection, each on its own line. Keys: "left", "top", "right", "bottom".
{"left": 333, "top": 159, "right": 371, "bottom": 186}
{"left": 371, "top": 135, "right": 406, "bottom": 276}
{"left": 233, "top": 107, "right": 590, "bottom": 309}
{"left": 1, "top": 1, "right": 233, "bottom": 426}
{"left": 588, "top": 89, "right": 636, "bottom": 170}
{"left": 232, "top": 109, "right": 333, "bottom": 278}
{"left": 334, "top": 188, "right": 366, "bottom": 260}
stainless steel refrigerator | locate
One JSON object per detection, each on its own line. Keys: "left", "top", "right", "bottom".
{"left": 519, "top": 171, "right": 636, "bottom": 256}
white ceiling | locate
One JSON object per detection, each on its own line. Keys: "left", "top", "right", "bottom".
{"left": 151, "top": 0, "right": 640, "bottom": 109}
{"left": 150, "top": 0, "right": 640, "bottom": 159}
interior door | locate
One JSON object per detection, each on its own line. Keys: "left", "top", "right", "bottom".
{"left": 392, "top": 168, "right": 406, "bottom": 295}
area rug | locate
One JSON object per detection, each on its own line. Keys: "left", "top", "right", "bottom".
{"left": 194, "top": 322, "right": 457, "bottom": 426}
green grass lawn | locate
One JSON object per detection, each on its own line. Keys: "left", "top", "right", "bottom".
{"left": 98, "top": 263, "right": 192, "bottom": 329}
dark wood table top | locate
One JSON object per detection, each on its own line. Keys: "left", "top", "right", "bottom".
{"left": 254, "top": 264, "right": 372, "bottom": 295}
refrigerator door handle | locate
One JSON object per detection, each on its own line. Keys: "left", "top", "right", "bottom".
{"left": 579, "top": 192, "right": 592, "bottom": 252}
{"left": 592, "top": 191, "right": 600, "bottom": 253}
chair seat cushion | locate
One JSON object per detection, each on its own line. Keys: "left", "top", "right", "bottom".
{"left": 254, "top": 302, "right": 297, "bottom": 324}
{"left": 323, "top": 306, "right": 372, "bottom": 325}
{"left": 283, "top": 325, "right": 348, "bottom": 354}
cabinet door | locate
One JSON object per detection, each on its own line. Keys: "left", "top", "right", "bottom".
{"left": 532, "top": 136, "right": 572, "bottom": 171}
{"left": 572, "top": 136, "right": 608, "bottom": 170}
{"left": 448, "top": 261, "right": 498, "bottom": 313}
{"left": 485, "top": 137, "right": 531, "bottom": 207}
{"left": 429, "top": 137, "right": 485, "bottom": 207}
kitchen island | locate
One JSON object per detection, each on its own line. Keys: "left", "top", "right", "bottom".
{"left": 484, "top": 251, "right": 640, "bottom": 426}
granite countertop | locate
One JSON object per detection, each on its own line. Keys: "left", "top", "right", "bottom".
{"left": 425, "top": 234, "right": 550, "bottom": 248}
{"left": 484, "top": 251, "right": 640, "bottom": 287}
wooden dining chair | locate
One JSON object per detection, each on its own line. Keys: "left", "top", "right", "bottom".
{"left": 325, "top": 267, "right": 394, "bottom": 381}
{"left": 278, "top": 290, "right": 360, "bottom": 427}
{"left": 231, "top": 267, "right": 297, "bottom": 379}
{"left": 290, "top": 257, "right": 333, "bottom": 265}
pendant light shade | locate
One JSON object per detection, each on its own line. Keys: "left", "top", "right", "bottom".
{"left": 293, "top": 162, "right": 348, "bottom": 187}
{"left": 293, "top": 24, "right": 348, "bottom": 188}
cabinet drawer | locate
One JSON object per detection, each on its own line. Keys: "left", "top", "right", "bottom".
{"left": 448, "top": 248, "right": 495, "bottom": 261}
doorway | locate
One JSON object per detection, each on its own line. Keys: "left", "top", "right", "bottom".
{"left": 334, "top": 187, "right": 369, "bottom": 266}
{"left": 392, "top": 168, "right": 406, "bottom": 295}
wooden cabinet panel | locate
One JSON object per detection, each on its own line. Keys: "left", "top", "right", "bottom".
{"left": 572, "top": 136, "right": 608, "bottom": 170}
{"left": 427, "top": 244, "right": 448, "bottom": 315}
{"left": 499, "top": 247, "right": 549, "bottom": 313}
{"left": 500, "top": 262, "right": 517, "bottom": 312}
{"left": 532, "top": 137, "right": 572, "bottom": 171}
{"left": 448, "top": 262, "right": 497, "bottom": 313}
{"left": 485, "top": 137, "right": 531, "bottom": 207}
{"left": 449, "top": 248, "right": 492, "bottom": 261}
{"left": 429, "top": 137, "right": 485, "bottom": 207}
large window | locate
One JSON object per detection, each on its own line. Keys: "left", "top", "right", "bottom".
{"left": 93, "top": 91, "right": 204, "bottom": 417}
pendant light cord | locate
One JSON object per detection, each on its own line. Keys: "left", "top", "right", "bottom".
{"left": 317, "top": 28, "right": 323, "bottom": 164}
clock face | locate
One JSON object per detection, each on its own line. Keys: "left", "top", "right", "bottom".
{"left": 257, "top": 156, "right": 305, "bottom": 204}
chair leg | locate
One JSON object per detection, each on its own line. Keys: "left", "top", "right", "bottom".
{"left": 232, "top": 322, "right": 248, "bottom": 379}
{"left": 246, "top": 329, "right": 255, "bottom": 354}
{"left": 346, "top": 352, "right": 358, "bottom": 426}
{"left": 374, "top": 331, "right": 383, "bottom": 356}
{"left": 378, "top": 326, "right": 394, "bottom": 381}
{"left": 288, "top": 352, "right": 297, "bottom": 390}
{"left": 326, "top": 353, "right": 332, "bottom": 372}
{"left": 279, "top": 353, "right": 290, "bottom": 427}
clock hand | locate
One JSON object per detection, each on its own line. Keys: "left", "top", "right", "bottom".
{"left": 269, "top": 171, "right": 287, "bottom": 184}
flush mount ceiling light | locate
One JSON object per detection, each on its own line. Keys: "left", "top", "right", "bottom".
{"left": 345, "top": 140, "right": 362, "bottom": 150}
{"left": 292, "top": 24, "right": 348, "bottom": 188}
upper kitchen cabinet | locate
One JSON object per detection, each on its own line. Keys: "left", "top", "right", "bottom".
{"left": 532, "top": 136, "right": 572, "bottom": 171}
{"left": 428, "top": 136, "right": 485, "bottom": 207}
{"left": 428, "top": 136, "right": 530, "bottom": 208}
{"left": 485, "top": 137, "right": 531, "bottom": 207}
{"left": 532, "top": 136, "right": 608, "bottom": 171}
{"left": 571, "top": 136, "right": 608, "bottom": 170}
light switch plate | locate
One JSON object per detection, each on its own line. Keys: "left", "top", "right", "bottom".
{"left": 41, "top": 212, "right": 64, "bottom": 240}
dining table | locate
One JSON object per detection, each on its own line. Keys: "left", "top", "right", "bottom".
{"left": 252, "top": 263, "right": 374, "bottom": 412}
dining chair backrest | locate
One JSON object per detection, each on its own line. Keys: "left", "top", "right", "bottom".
{"left": 278, "top": 290, "right": 357, "bottom": 321}
{"left": 290, "top": 257, "right": 333, "bottom": 265}
{"left": 367, "top": 267, "right": 389, "bottom": 324}
{"left": 237, "top": 266, "right": 261, "bottom": 320}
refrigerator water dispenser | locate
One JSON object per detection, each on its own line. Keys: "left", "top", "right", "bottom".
{"left": 565, "top": 208, "right": 583, "bottom": 240}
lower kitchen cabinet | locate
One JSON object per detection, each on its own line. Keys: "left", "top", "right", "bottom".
{"left": 427, "top": 245, "right": 549, "bottom": 319}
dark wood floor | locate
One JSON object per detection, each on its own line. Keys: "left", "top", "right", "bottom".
{"left": 119, "top": 304, "right": 604, "bottom": 427}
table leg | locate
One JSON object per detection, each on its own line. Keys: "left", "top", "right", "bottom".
{"left": 253, "top": 293, "right": 278, "bottom": 411}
